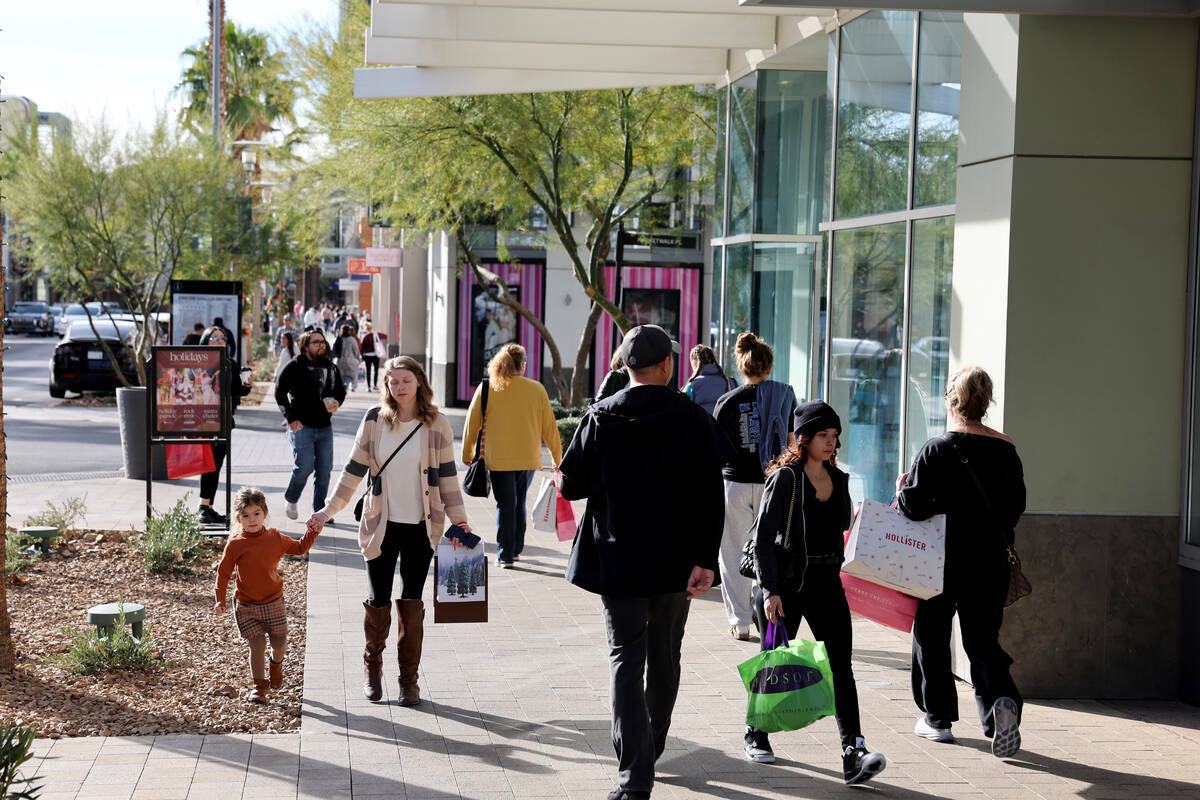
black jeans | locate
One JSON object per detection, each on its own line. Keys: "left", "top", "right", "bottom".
{"left": 601, "top": 591, "right": 690, "bottom": 795}
{"left": 749, "top": 565, "right": 862, "bottom": 749}
{"left": 911, "top": 564, "right": 1022, "bottom": 736}
{"left": 363, "top": 355, "right": 380, "bottom": 388}
{"left": 199, "top": 441, "right": 227, "bottom": 503}
{"left": 490, "top": 469, "right": 533, "bottom": 563}
{"left": 365, "top": 521, "right": 433, "bottom": 607}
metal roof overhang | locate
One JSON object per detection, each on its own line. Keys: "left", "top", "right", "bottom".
{"left": 353, "top": 0, "right": 843, "bottom": 99}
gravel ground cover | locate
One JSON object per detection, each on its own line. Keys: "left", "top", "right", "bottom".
{"left": 0, "top": 529, "right": 306, "bottom": 738}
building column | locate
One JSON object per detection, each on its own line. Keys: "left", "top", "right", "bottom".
{"left": 427, "top": 232, "right": 458, "bottom": 404}
{"left": 951, "top": 14, "right": 1196, "bottom": 698}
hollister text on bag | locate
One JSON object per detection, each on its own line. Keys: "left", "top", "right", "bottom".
{"left": 842, "top": 498, "right": 946, "bottom": 600}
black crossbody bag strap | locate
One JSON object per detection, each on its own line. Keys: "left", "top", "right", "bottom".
{"left": 355, "top": 421, "right": 421, "bottom": 522}
{"left": 472, "top": 379, "right": 489, "bottom": 461}
{"left": 948, "top": 438, "right": 1013, "bottom": 551}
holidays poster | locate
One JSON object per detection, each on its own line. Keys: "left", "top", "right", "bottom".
{"left": 154, "top": 348, "right": 223, "bottom": 435}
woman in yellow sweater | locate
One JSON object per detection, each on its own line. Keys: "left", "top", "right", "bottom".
{"left": 462, "top": 344, "right": 563, "bottom": 567}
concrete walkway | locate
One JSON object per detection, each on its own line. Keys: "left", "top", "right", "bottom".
{"left": 14, "top": 390, "right": 1200, "bottom": 799}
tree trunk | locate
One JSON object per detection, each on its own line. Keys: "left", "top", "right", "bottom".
{"left": 0, "top": 191, "right": 16, "bottom": 673}
{"left": 570, "top": 301, "right": 606, "bottom": 407}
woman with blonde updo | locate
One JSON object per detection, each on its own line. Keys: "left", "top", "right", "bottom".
{"left": 461, "top": 344, "right": 563, "bottom": 567}
{"left": 897, "top": 366, "right": 1027, "bottom": 758}
{"left": 712, "top": 332, "right": 798, "bottom": 640}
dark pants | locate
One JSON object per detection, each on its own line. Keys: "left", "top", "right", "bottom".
{"left": 491, "top": 469, "right": 532, "bottom": 564}
{"left": 199, "top": 441, "right": 227, "bottom": 503}
{"left": 911, "top": 565, "right": 1022, "bottom": 736}
{"left": 749, "top": 566, "right": 862, "bottom": 749}
{"left": 365, "top": 521, "right": 433, "bottom": 607}
{"left": 601, "top": 591, "right": 691, "bottom": 795}
{"left": 363, "top": 355, "right": 380, "bottom": 388}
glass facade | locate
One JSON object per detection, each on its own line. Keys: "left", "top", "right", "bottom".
{"left": 906, "top": 217, "right": 954, "bottom": 463}
{"left": 752, "top": 242, "right": 816, "bottom": 393}
{"left": 757, "top": 71, "right": 827, "bottom": 236}
{"left": 714, "top": 88, "right": 728, "bottom": 238}
{"left": 727, "top": 74, "right": 758, "bottom": 237}
{"left": 722, "top": 243, "right": 753, "bottom": 372}
{"left": 915, "top": 13, "right": 963, "bottom": 207}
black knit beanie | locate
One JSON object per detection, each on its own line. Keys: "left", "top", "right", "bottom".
{"left": 793, "top": 400, "right": 842, "bottom": 438}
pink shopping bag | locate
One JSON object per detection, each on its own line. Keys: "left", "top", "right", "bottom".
{"left": 554, "top": 492, "right": 576, "bottom": 542}
{"left": 840, "top": 530, "right": 919, "bottom": 632}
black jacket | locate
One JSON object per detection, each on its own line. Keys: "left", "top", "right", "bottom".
{"left": 274, "top": 354, "right": 346, "bottom": 429}
{"left": 560, "top": 384, "right": 731, "bottom": 596}
{"left": 595, "top": 368, "right": 629, "bottom": 402}
{"left": 752, "top": 463, "right": 853, "bottom": 596}
{"left": 898, "top": 432, "right": 1026, "bottom": 581}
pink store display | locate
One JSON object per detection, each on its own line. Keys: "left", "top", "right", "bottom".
{"left": 843, "top": 499, "right": 946, "bottom": 600}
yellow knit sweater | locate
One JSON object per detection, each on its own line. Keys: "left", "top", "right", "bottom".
{"left": 461, "top": 376, "right": 563, "bottom": 471}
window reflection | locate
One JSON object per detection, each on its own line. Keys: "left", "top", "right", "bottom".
{"left": 728, "top": 75, "right": 758, "bottom": 236}
{"left": 907, "top": 217, "right": 954, "bottom": 464}
{"left": 829, "top": 223, "right": 906, "bottom": 504}
{"left": 835, "top": 10, "right": 915, "bottom": 219}
{"left": 711, "top": 245, "right": 724, "bottom": 349}
{"left": 715, "top": 86, "right": 728, "bottom": 238}
{"left": 757, "top": 71, "right": 826, "bottom": 236}
{"left": 915, "top": 13, "right": 962, "bottom": 207}
{"left": 752, "top": 243, "right": 815, "bottom": 392}
{"left": 722, "top": 243, "right": 753, "bottom": 373}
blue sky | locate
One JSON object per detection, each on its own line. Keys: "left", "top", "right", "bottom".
{"left": 2, "top": 0, "right": 337, "bottom": 135}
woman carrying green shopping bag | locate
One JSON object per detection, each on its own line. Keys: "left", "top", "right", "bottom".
{"left": 744, "top": 400, "right": 887, "bottom": 786}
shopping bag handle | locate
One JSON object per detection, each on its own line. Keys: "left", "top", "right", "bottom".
{"left": 764, "top": 620, "right": 790, "bottom": 649}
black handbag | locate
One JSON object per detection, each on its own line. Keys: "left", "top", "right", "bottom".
{"left": 354, "top": 422, "right": 422, "bottom": 522}
{"left": 462, "top": 380, "right": 491, "bottom": 498}
{"left": 738, "top": 467, "right": 799, "bottom": 579}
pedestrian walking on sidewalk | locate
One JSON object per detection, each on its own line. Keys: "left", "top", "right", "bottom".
{"left": 743, "top": 400, "right": 887, "bottom": 785}
{"left": 196, "top": 325, "right": 252, "bottom": 525}
{"left": 307, "top": 356, "right": 473, "bottom": 706}
{"left": 712, "top": 332, "right": 798, "bottom": 641}
{"left": 359, "top": 322, "right": 387, "bottom": 391}
{"left": 682, "top": 344, "right": 733, "bottom": 416}
{"left": 274, "top": 331, "right": 297, "bottom": 383}
{"left": 461, "top": 344, "right": 562, "bottom": 567}
{"left": 333, "top": 324, "right": 362, "bottom": 391}
{"left": 275, "top": 330, "right": 346, "bottom": 521}
{"left": 214, "top": 487, "right": 319, "bottom": 704}
{"left": 595, "top": 350, "right": 629, "bottom": 402}
{"left": 559, "top": 324, "right": 728, "bottom": 800}
{"left": 897, "top": 365, "right": 1026, "bottom": 758}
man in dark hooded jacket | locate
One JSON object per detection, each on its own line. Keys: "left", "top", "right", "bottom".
{"left": 559, "top": 324, "right": 729, "bottom": 800}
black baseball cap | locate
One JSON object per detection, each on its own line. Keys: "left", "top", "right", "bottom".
{"left": 619, "top": 324, "right": 681, "bottom": 369}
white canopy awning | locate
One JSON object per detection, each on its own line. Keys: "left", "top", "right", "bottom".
{"left": 354, "top": 0, "right": 843, "bottom": 98}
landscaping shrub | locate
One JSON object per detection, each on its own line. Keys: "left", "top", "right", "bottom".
{"left": 0, "top": 723, "right": 40, "bottom": 800}
{"left": 557, "top": 416, "right": 584, "bottom": 448}
{"left": 550, "top": 400, "right": 590, "bottom": 421}
{"left": 3, "top": 534, "right": 37, "bottom": 578}
{"left": 22, "top": 495, "right": 88, "bottom": 531}
{"left": 56, "top": 606, "right": 160, "bottom": 676}
{"left": 135, "top": 497, "right": 205, "bottom": 574}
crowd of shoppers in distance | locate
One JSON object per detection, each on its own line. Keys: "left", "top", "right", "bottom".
{"left": 255, "top": 301, "right": 1027, "bottom": 797}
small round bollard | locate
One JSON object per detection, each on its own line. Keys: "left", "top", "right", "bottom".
{"left": 18, "top": 526, "right": 59, "bottom": 554}
{"left": 87, "top": 602, "right": 146, "bottom": 640}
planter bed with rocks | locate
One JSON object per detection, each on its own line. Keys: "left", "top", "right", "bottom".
{"left": 0, "top": 528, "right": 307, "bottom": 738}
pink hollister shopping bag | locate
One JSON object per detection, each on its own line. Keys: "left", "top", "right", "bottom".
{"left": 554, "top": 492, "right": 576, "bottom": 542}
{"left": 840, "top": 530, "right": 919, "bottom": 633}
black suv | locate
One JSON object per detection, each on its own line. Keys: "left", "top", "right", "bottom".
{"left": 49, "top": 320, "right": 139, "bottom": 398}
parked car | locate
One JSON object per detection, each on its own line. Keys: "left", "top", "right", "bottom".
{"left": 56, "top": 303, "right": 91, "bottom": 336}
{"left": 5, "top": 301, "right": 56, "bottom": 336}
{"left": 49, "top": 320, "right": 139, "bottom": 398}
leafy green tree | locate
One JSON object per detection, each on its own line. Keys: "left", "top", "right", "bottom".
{"left": 457, "top": 562, "right": 470, "bottom": 597}
{"left": 292, "top": 5, "right": 713, "bottom": 404}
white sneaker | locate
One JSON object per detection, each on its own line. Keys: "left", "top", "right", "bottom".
{"left": 285, "top": 501, "right": 298, "bottom": 520}
{"left": 914, "top": 717, "right": 955, "bottom": 743}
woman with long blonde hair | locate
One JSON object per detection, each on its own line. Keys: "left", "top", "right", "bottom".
{"left": 461, "top": 344, "right": 563, "bottom": 567}
{"left": 308, "top": 356, "right": 473, "bottom": 706}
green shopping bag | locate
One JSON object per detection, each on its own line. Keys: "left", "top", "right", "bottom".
{"left": 737, "top": 621, "right": 837, "bottom": 733}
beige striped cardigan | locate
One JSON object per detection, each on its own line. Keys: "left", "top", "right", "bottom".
{"left": 321, "top": 406, "right": 468, "bottom": 560}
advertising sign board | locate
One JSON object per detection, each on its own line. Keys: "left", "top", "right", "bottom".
{"left": 151, "top": 347, "right": 226, "bottom": 437}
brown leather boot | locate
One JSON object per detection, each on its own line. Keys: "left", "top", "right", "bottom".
{"left": 248, "top": 679, "right": 270, "bottom": 704}
{"left": 362, "top": 601, "right": 392, "bottom": 702}
{"left": 395, "top": 599, "right": 425, "bottom": 707}
{"left": 268, "top": 657, "right": 283, "bottom": 690}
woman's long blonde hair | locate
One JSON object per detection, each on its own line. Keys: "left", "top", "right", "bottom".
{"left": 379, "top": 356, "right": 439, "bottom": 426}
{"left": 487, "top": 344, "right": 526, "bottom": 391}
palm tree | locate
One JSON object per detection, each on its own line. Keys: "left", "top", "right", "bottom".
{"left": 177, "top": 21, "right": 298, "bottom": 149}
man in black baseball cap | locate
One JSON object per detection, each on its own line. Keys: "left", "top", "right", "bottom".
{"left": 560, "top": 323, "right": 728, "bottom": 800}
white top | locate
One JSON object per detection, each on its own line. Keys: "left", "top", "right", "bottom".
{"left": 379, "top": 418, "right": 424, "bottom": 524}
{"left": 274, "top": 348, "right": 296, "bottom": 381}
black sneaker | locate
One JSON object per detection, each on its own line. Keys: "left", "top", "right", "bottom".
{"left": 198, "top": 505, "right": 226, "bottom": 525}
{"left": 606, "top": 790, "right": 650, "bottom": 800}
{"left": 842, "top": 743, "right": 886, "bottom": 785}
{"left": 744, "top": 729, "right": 775, "bottom": 763}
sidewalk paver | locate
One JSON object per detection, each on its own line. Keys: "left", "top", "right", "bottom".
{"left": 13, "top": 388, "right": 1200, "bottom": 798}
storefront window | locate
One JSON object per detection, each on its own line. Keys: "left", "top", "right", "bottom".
{"left": 906, "top": 217, "right": 954, "bottom": 464}
{"left": 711, "top": 245, "right": 724, "bottom": 349}
{"left": 757, "top": 71, "right": 826, "bottom": 236}
{"left": 816, "top": 232, "right": 829, "bottom": 401}
{"left": 715, "top": 86, "right": 728, "bottom": 238}
{"left": 915, "top": 12, "right": 962, "bottom": 208}
{"left": 835, "top": 10, "right": 915, "bottom": 220}
{"left": 722, "top": 243, "right": 753, "bottom": 373}
{"left": 828, "top": 223, "right": 906, "bottom": 504}
{"left": 752, "top": 242, "right": 815, "bottom": 393}
{"left": 728, "top": 74, "right": 758, "bottom": 236}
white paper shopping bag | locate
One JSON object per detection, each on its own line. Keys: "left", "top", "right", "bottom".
{"left": 530, "top": 476, "right": 557, "bottom": 532}
{"left": 842, "top": 498, "right": 946, "bottom": 600}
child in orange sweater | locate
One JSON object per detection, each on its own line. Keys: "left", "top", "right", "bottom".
{"left": 215, "top": 487, "right": 318, "bottom": 703}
